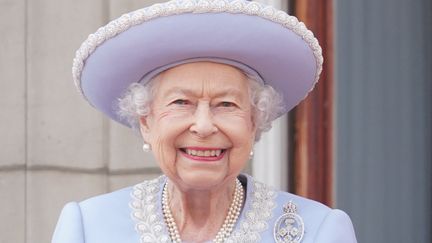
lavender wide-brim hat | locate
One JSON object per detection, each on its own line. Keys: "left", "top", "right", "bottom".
{"left": 72, "top": 0, "right": 323, "bottom": 126}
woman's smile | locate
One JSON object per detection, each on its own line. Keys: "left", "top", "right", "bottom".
{"left": 179, "top": 147, "right": 228, "bottom": 162}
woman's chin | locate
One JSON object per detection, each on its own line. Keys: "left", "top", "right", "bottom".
{"left": 175, "top": 171, "right": 231, "bottom": 190}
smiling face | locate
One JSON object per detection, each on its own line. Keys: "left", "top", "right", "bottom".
{"left": 140, "top": 62, "right": 256, "bottom": 191}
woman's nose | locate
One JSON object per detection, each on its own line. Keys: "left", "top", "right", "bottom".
{"left": 189, "top": 103, "right": 218, "bottom": 137}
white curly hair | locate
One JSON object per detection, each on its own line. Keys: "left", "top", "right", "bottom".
{"left": 117, "top": 70, "right": 285, "bottom": 142}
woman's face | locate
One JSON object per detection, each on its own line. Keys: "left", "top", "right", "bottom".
{"left": 140, "top": 62, "right": 256, "bottom": 190}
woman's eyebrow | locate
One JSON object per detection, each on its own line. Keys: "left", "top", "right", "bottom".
{"left": 211, "top": 89, "right": 244, "bottom": 100}
{"left": 162, "top": 87, "right": 197, "bottom": 98}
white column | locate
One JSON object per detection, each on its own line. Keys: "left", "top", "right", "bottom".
{"left": 252, "top": 114, "right": 289, "bottom": 190}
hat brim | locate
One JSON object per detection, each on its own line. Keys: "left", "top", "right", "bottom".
{"left": 76, "top": 1, "right": 322, "bottom": 126}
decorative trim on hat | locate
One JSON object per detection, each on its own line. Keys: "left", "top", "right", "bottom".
{"left": 72, "top": 0, "right": 323, "bottom": 100}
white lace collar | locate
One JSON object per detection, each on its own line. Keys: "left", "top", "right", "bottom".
{"left": 130, "top": 174, "right": 277, "bottom": 243}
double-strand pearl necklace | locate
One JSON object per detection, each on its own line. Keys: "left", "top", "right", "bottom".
{"left": 162, "top": 179, "right": 244, "bottom": 243}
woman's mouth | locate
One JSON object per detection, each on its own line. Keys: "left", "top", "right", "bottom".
{"left": 179, "top": 147, "right": 226, "bottom": 162}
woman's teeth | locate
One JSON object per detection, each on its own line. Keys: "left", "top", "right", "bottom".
{"left": 185, "top": 149, "right": 222, "bottom": 157}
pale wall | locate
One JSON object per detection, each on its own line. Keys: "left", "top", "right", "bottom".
{"left": 0, "top": 1, "right": 162, "bottom": 242}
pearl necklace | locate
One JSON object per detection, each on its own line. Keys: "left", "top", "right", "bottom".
{"left": 162, "top": 179, "right": 244, "bottom": 243}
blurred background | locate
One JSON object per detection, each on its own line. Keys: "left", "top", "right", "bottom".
{"left": 0, "top": 0, "right": 430, "bottom": 242}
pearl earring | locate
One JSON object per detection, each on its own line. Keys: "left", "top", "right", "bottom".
{"left": 142, "top": 143, "right": 151, "bottom": 152}
{"left": 250, "top": 150, "right": 254, "bottom": 158}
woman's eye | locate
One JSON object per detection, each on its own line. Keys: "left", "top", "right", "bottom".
{"left": 219, "top": 101, "right": 235, "bottom": 107}
{"left": 172, "top": 99, "right": 190, "bottom": 105}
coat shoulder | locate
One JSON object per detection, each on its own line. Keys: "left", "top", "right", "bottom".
{"left": 79, "top": 186, "right": 132, "bottom": 211}
{"left": 78, "top": 186, "right": 138, "bottom": 242}
{"left": 275, "top": 190, "right": 331, "bottom": 216}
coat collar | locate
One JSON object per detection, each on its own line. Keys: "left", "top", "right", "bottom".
{"left": 130, "top": 174, "right": 277, "bottom": 242}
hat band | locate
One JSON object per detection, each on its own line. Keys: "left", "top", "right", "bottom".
{"left": 138, "top": 57, "right": 265, "bottom": 85}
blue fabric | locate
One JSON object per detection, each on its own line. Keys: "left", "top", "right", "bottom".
{"left": 52, "top": 176, "right": 357, "bottom": 243}
{"left": 52, "top": 202, "right": 85, "bottom": 243}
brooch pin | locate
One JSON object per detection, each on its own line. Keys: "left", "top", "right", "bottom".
{"left": 273, "top": 201, "right": 305, "bottom": 243}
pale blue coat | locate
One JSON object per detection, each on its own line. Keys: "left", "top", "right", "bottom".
{"left": 52, "top": 174, "right": 357, "bottom": 243}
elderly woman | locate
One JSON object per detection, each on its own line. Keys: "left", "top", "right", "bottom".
{"left": 52, "top": 0, "right": 357, "bottom": 242}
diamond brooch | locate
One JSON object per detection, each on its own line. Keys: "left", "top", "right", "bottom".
{"left": 273, "top": 201, "right": 305, "bottom": 243}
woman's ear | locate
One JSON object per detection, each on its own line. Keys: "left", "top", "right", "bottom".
{"left": 250, "top": 116, "right": 259, "bottom": 143}
{"left": 251, "top": 115, "right": 258, "bottom": 135}
{"left": 139, "top": 116, "right": 152, "bottom": 142}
